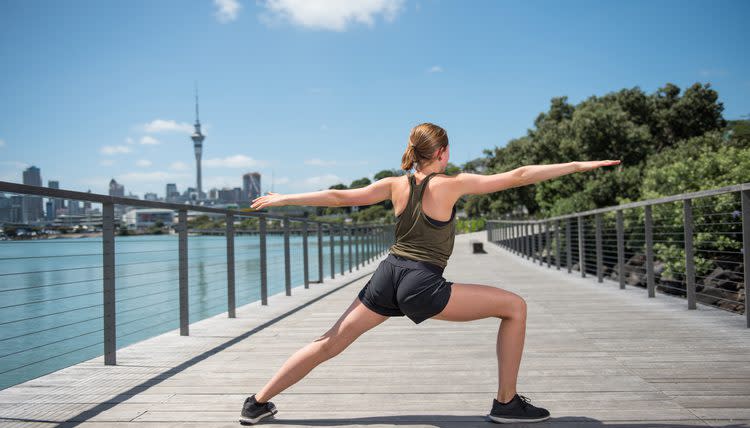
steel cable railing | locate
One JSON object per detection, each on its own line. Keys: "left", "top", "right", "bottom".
{"left": 0, "top": 180, "right": 395, "bottom": 390}
{"left": 486, "top": 182, "right": 749, "bottom": 328}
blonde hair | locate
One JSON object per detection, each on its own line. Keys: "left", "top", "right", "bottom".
{"left": 400, "top": 122, "right": 449, "bottom": 171}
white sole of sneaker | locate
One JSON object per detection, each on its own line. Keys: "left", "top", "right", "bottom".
{"left": 487, "top": 413, "right": 550, "bottom": 423}
{"left": 239, "top": 409, "right": 278, "bottom": 425}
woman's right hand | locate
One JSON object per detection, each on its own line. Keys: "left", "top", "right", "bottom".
{"left": 574, "top": 160, "right": 621, "bottom": 172}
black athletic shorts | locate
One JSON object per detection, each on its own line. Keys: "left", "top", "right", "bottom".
{"left": 357, "top": 253, "right": 453, "bottom": 324}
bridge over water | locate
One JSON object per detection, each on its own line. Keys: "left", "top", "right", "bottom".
{"left": 1, "top": 230, "right": 748, "bottom": 428}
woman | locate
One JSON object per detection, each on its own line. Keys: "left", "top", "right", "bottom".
{"left": 240, "top": 122, "right": 620, "bottom": 424}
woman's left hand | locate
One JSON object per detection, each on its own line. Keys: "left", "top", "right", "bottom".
{"left": 251, "top": 192, "right": 286, "bottom": 210}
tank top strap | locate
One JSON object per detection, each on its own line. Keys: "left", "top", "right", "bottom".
{"left": 415, "top": 172, "right": 439, "bottom": 202}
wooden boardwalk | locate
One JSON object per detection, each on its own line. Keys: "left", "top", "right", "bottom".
{"left": 1, "top": 231, "right": 749, "bottom": 427}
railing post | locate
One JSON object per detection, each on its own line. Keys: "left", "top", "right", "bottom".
{"left": 348, "top": 226, "right": 353, "bottom": 273}
{"left": 283, "top": 217, "right": 291, "bottom": 296}
{"left": 578, "top": 216, "right": 585, "bottom": 277}
{"left": 524, "top": 223, "right": 529, "bottom": 259}
{"left": 616, "top": 210, "right": 625, "bottom": 289}
{"left": 259, "top": 216, "right": 268, "bottom": 305}
{"left": 330, "top": 223, "right": 335, "bottom": 279}
{"left": 566, "top": 218, "right": 572, "bottom": 273}
{"left": 645, "top": 205, "right": 655, "bottom": 298}
{"left": 487, "top": 221, "right": 491, "bottom": 242}
{"left": 339, "top": 223, "right": 345, "bottom": 275}
{"left": 545, "top": 220, "right": 551, "bottom": 268}
{"left": 741, "top": 189, "right": 750, "bottom": 328}
{"left": 531, "top": 223, "right": 537, "bottom": 263}
{"left": 538, "top": 222, "right": 544, "bottom": 265}
{"left": 178, "top": 209, "right": 189, "bottom": 335}
{"left": 368, "top": 225, "right": 373, "bottom": 261}
{"left": 355, "top": 226, "right": 360, "bottom": 269}
{"left": 317, "top": 222, "right": 323, "bottom": 282}
{"left": 365, "top": 225, "right": 372, "bottom": 263}
{"left": 226, "top": 213, "right": 236, "bottom": 318}
{"left": 555, "top": 219, "right": 561, "bottom": 270}
{"left": 102, "top": 202, "right": 116, "bottom": 365}
{"left": 684, "top": 199, "right": 696, "bottom": 309}
{"left": 595, "top": 213, "right": 603, "bottom": 283}
{"left": 302, "top": 220, "right": 309, "bottom": 289}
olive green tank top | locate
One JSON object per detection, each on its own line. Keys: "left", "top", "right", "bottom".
{"left": 389, "top": 172, "right": 457, "bottom": 269}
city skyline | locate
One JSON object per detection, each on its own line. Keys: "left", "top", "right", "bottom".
{"left": 1, "top": 1, "right": 748, "bottom": 197}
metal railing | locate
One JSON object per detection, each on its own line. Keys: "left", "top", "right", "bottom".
{"left": 0, "top": 181, "right": 394, "bottom": 389}
{"left": 486, "top": 182, "right": 750, "bottom": 328}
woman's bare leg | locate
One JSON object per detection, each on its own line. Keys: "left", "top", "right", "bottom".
{"left": 254, "top": 296, "right": 389, "bottom": 402}
{"left": 431, "top": 283, "right": 527, "bottom": 404}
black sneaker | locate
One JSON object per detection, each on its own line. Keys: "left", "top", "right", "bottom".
{"left": 239, "top": 394, "right": 278, "bottom": 425}
{"left": 487, "top": 393, "right": 550, "bottom": 423}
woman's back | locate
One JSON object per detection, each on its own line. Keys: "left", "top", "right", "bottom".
{"left": 389, "top": 172, "right": 457, "bottom": 269}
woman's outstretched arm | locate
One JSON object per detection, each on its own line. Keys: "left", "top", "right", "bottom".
{"left": 455, "top": 160, "right": 620, "bottom": 196}
{"left": 250, "top": 177, "right": 395, "bottom": 210}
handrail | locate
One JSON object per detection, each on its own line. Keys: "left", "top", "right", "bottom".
{"left": 0, "top": 180, "right": 383, "bottom": 225}
{"left": 0, "top": 180, "right": 395, "bottom": 390}
{"left": 486, "top": 181, "right": 750, "bottom": 223}
{"left": 485, "top": 182, "right": 749, "bottom": 329}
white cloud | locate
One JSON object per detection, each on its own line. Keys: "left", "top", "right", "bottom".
{"left": 140, "top": 136, "right": 160, "bottom": 145}
{"left": 0, "top": 139, "right": 5, "bottom": 148}
{"left": 99, "top": 159, "right": 115, "bottom": 167}
{"left": 304, "top": 173, "right": 343, "bottom": 187}
{"left": 305, "top": 158, "right": 337, "bottom": 166}
{"left": 307, "top": 87, "right": 329, "bottom": 94}
{"left": 142, "top": 119, "right": 194, "bottom": 134}
{"left": 136, "top": 159, "right": 153, "bottom": 167}
{"left": 117, "top": 171, "right": 190, "bottom": 183}
{"left": 169, "top": 161, "right": 190, "bottom": 171}
{"left": 0, "top": 160, "right": 29, "bottom": 169}
{"left": 428, "top": 65, "right": 443, "bottom": 73}
{"left": 699, "top": 68, "right": 728, "bottom": 77}
{"left": 204, "top": 154, "right": 267, "bottom": 168}
{"left": 204, "top": 175, "right": 241, "bottom": 189}
{"left": 100, "top": 145, "right": 132, "bottom": 155}
{"left": 260, "top": 0, "right": 405, "bottom": 31}
{"left": 125, "top": 137, "right": 135, "bottom": 144}
{"left": 214, "top": 0, "right": 241, "bottom": 23}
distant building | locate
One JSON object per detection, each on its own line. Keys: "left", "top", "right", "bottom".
{"left": 185, "top": 187, "right": 200, "bottom": 203}
{"left": 0, "top": 194, "right": 11, "bottom": 223}
{"left": 218, "top": 188, "right": 235, "bottom": 204}
{"left": 83, "top": 190, "right": 92, "bottom": 213}
{"left": 45, "top": 200, "right": 54, "bottom": 221}
{"left": 122, "top": 208, "right": 174, "bottom": 229}
{"left": 191, "top": 89, "right": 205, "bottom": 201}
{"left": 208, "top": 188, "right": 219, "bottom": 201}
{"left": 67, "top": 200, "right": 82, "bottom": 216}
{"left": 109, "top": 179, "right": 124, "bottom": 197}
{"left": 144, "top": 192, "right": 159, "bottom": 201}
{"left": 22, "top": 166, "right": 43, "bottom": 223}
{"left": 166, "top": 183, "right": 179, "bottom": 202}
{"left": 10, "top": 195, "right": 23, "bottom": 223}
{"left": 243, "top": 172, "right": 261, "bottom": 202}
{"left": 48, "top": 180, "right": 64, "bottom": 219}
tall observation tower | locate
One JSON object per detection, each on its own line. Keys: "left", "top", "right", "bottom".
{"left": 191, "top": 88, "right": 205, "bottom": 201}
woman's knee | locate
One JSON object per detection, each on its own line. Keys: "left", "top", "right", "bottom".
{"left": 314, "top": 332, "right": 345, "bottom": 359}
{"left": 507, "top": 294, "right": 527, "bottom": 320}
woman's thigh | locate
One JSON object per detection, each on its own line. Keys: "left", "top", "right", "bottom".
{"left": 431, "top": 283, "right": 526, "bottom": 322}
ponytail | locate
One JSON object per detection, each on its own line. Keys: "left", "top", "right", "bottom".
{"left": 400, "top": 123, "right": 448, "bottom": 172}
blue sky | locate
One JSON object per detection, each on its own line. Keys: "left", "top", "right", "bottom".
{"left": 1, "top": 0, "right": 748, "bottom": 197}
